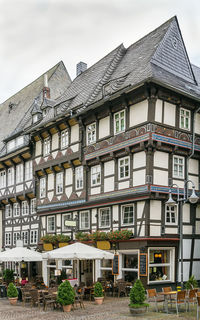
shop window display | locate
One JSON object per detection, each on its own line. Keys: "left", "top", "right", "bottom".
{"left": 148, "top": 248, "right": 174, "bottom": 283}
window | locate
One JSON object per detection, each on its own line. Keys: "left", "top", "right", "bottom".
{"left": 33, "top": 114, "right": 38, "bottom": 123}
{"left": 13, "top": 232, "right": 20, "bottom": 245}
{"left": 30, "top": 198, "right": 36, "bottom": 214}
{"left": 44, "top": 137, "right": 50, "bottom": 156}
{"left": 61, "top": 130, "right": 69, "bottom": 149}
{"left": 25, "top": 161, "right": 33, "bottom": 181}
{"left": 79, "top": 211, "right": 90, "bottom": 230}
{"left": 62, "top": 213, "right": 72, "bottom": 231}
{"left": 7, "top": 140, "right": 15, "bottom": 152}
{"left": 7, "top": 136, "right": 24, "bottom": 152}
{"left": 99, "top": 208, "right": 111, "bottom": 228}
{"left": 13, "top": 203, "right": 20, "bottom": 217}
{"left": 75, "top": 166, "right": 83, "bottom": 190}
{"left": 0, "top": 170, "right": 6, "bottom": 188}
{"left": 47, "top": 216, "right": 55, "bottom": 232}
{"left": 121, "top": 205, "right": 134, "bottom": 225}
{"left": 165, "top": 205, "right": 177, "bottom": 224}
{"left": 5, "top": 233, "right": 11, "bottom": 246}
{"left": 118, "top": 156, "right": 130, "bottom": 180}
{"left": 56, "top": 172, "right": 63, "bottom": 194}
{"left": 30, "top": 230, "right": 38, "bottom": 244}
{"left": 21, "top": 231, "right": 28, "bottom": 245}
{"left": 148, "top": 248, "right": 175, "bottom": 283}
{"left": 122, "top": 253, "right": 138, "bottom": 282}
{"left": 5, "top": 205, "right": 12, "bottom": 218}
{"left": 173, "top": 156, "right": 184, "bottom": 179}
{"left": 91, "top": 165, "right": 101, "bottom": 186}
{"left": 22, "top": 201, "right": 29, "bottom": 216}
{"left": 40, "top": 177, "right": 46, "bottom": 198}
{"left": 114, "top": 110, "right": 125, "bottom": 134}
{"left": 180, "top": 108, "right": 190, "bottom": 130}
{"left": 16, "top": 163, "right": 23, "bottom": 183}
{"left": 8, "top": 167, "right": 14, "bottom": 186}
{"left": 86, "top": 123, "right": 96, "bottom": 145}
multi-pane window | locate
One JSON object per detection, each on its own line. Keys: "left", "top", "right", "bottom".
{"left": 0, "top": 170, "right": 6, "bottom": 188}
{"left": 118, "top": 156, "right": 130, "bottom": 180}
{"left": 121, "top": 205, "right": 134, "bottom": 225}
{"left": 56, "top": 172, "right": 63, "bottom": 194}
{"left": 25, "top": 161, "right": 33, "bottom": 181}
{"left": 44, "top": 137, "right": 51, "bottom": 156}
{"left": 62, "top": 213, "right": 72, "bottom": 231}
{"left": 61, "top": 130, "right": 69, "bottom": 149}
{"left": 173, "top": 156, "right": 184, "bottom": 179}
{"left": 22, "top": 201, "right": 29, "bottom": 216}
{"left": 180, "top": 108, "right": 190, "bottom": 130}
{"left": 165, "top": 205, "right": 177, "bottom": 224}
{"left": 40, "top": 177, "right": 46, "bottom": 198}
{"left": 99, "top": 208, "right": 111, "bottom": 228}
{"left": 30, "top": 230, "right": 38, "bottom": 244}
{"left": 21, "top": 231, "right": 28, "bottom": 245}
{"left": 13, "top": 203, "right": 20, "bottom": 217}
{"left": 149, "top": 248, "right": 175, "bottom": 283}
{"left": 75, "top": 166, "right": 83, "bottom": 190}
{"left": 13, "top": 232, "right": 20, "bottom": 245}
{"left": 5, "top": 233, "right": 11, "bottom": 246}
{"left": 5, "top": 204, "right": 12, "bottom": 218}
{"left": 8, "top": 167, "right": 14, "bottom": 186}
{"left": 114, "top": 110, "right": 125, "bottom": 134}
{"left": 47, "top": 216, "right": 55, "bottom": 232}
{"left": 86, "top": 123, "right": 96, "bottom": 145}
{"left": 79, "top": 211, "right": 90, "bottom": 230}
{"left": 91, "top": 165, "right": 101, "bottom": 186}
{"left": 16, "top": 163, "right": 23, "bottom": 183}
{"left": 30, "top": 198, "right": 36, "bottom": 214}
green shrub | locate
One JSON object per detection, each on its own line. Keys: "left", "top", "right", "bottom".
{"left": 107, "top": 230, "right": 132, "bottom": 241}
{"left": 90, "top": 231, "right": 108, "bottom": 241}
{"left": 3, "top": 269, "right": 14, "bottom": 284}
{"left": 129, "top": 279, "right": 148, "bottom": 308}
{"left": 185, "top": 275, "right": 198, "bottom": 290}
{"left": 75, "top": 232, "right": 90, "bottom": 241}
{"left": 94, "top": 282, "right": 103, "bottom": 297}
{"left": 57, "top": 234, "right": 70, "bottom": 243}
{"left": 57, "top": 280, "right": 75, "bottom": 306}
{"left": 7, "top": 282, "right": 18, "bottom": 298}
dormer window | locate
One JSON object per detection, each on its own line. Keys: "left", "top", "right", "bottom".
{"left": 33, "top": 114, "right": 38, "bottom": 123}
{"left": 7, "top": 136, "right": 24, "bottom": 153}
{"left": 43, "top": 109, "right": 47, "bottom": 117}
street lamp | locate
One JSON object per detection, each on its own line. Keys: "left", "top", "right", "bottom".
{"left": 166, "top": 180, "right": 199, "bottom": 289}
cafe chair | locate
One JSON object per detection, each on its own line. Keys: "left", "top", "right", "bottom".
{"left": 175, "top": 290, "right": 187, "bottom": 315}
{"left": 197, "top": 296, "right": 200, "bottom": 320}
{"left": 162, "top": 286, "right": 176, "bottom": 309}
{"left": 74, "top": 286, "right": 85, "bottom": 309}
{"left": 146, "top": 289, "right": 164, "bottom": 312}
{"left": 21, "top": 288, "right": 32, "bottom": 307}
{"left": 30, "top": 289, "right": 43, "bottom": 309}
{"left": 186, "top": 289, "right": 198, "bottom": 311}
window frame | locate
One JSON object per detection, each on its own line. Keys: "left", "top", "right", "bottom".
{"left": 13, "top": 232, "right": 21, "bottom": 246}
{"left": 99, "top": 207, "right": 111, "bottom": 228}
{"left": 61, "top": 129, "right": 69, "bottom": 149}
{"left": 179, "top": 108, "right": 191, "bottom": 131}
{"left": 165, "top": 204, "right": 178, "bottom": 225}
{"left": 47, "top": 216, "right": 55, "bottom": 233}
{"left": 173, "top": 155, "right": 185, "bottom": 179}
{"left": 5, "top": 204, "right": 12, "bottom": 219}
{"left": 22, "top": 201, "right": 29, "bottom": 216}
{"left": 43, "top": 137, "right": 51, "bottom": 156}
{"left": 25, "top": 160, "right": 33, "bottom": 181}
{"left": 0, "top": 170, "right": 6, "bottom": 188}
{"left": 7, "top": 167, "right": 14, "bottom": 186}
{"left": 79, "top": 211, "right": 90, "bottom": 230}
{"left": 30, "top": 198, "right": 36, "bottom": 214}
{"left": 21, "top": 231, "right": 28, "bottom": 245}
{"left": 30, "top": 229, "right": 38, "bottom": 245}
{"left": 118, "top": 156, "right": 130, "bottom": 180}
{"left": 75, "top": 166, "right": 83, "bottom": 190}
{"left": 56, "top": 172, "right": 63, "bottom": 195}
{"left": 121, "top": 204, "right": 134, "bottom": 226}
{"left": 114, "top": 110, "right": 125, "bottom": 135}
{"left": 16, "top": 163, "right": 23, "bottom": 184}
{"left": 40, "top": 177, "right": 46, "bottom": 198}
{"left": 5, "top": 232, "right": 11, "bottom": 246}
{"left": 13, "top": 203, "right": 20, "bottom": 217}
{"left": 91, "top": 165, "right": 101, "bottom": 187}
{"left": 86, "top": 122, "right": 96, "bottom": 145}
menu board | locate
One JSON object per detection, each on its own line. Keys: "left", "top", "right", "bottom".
{"left": 139, "top": 253, "right": 147, "bottom": 276}
{"left": 112, "top": 254, "right": 119, "bottom": 275}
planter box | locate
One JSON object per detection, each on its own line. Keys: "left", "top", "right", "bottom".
{"left": 43, "top": 243, "right": 53, "bottom": 251}
{"left": 96, "top": 241, "right": 110, "bottom": 250}
{"left": 58, "top": 242, "right": 68, "bottom": 248}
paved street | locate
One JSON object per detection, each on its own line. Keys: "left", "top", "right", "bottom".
{"left": 0, "top": 297, "right": 198, "bottom": 320}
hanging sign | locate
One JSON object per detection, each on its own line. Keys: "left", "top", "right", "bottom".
{"left": 112, "top": 254, "right": 119, "bottom": 275}
{"left": 139, "top": 253, "right": 148, "bottom": 276}
{"left": 64, "top": 220, "right": 77, "bottom": 227}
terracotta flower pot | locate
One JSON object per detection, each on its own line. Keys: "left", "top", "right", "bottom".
{"left": 94, "top": 297, "right": 104, "bottom": 305}
{"left": 9, "top": 297, "right": 18, "bottom": 306}
{"left": 63, "top": 304, "right": 72, "bottom": 312}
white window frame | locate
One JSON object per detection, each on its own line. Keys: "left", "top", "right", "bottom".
{"left": 5, "top": 204, "right": 12, "bottom": 218}
{"left": 40, "top": 177, "right": 46, "bottom": 198}
{"left": 8, "top": 167, "right": 14, "bottom": 186}
{"left": 5, "top": 232, "right": 11, "bottom": 246}
{"left": 165, "top": 204, "right": 178, "bottom": 225}
{"left": 118, "top": 156, "right": 130, "bottom": 180}
{"left": 33, "top": 114, "right": 38, "bottom": 123}
{"left": 79, "top": 211, "right": 90, "bottom": 230}
{"left": 47, "top": 216, "right": 55, "bottom": 232}
{"left": 22, "top": 201, "right": 29, "bottom": 216}
{"left": 173, "top": 155, "right": 184, "bottom": 179}
{"left": 91, "top": 165, "right": 101, "bottom": 186}
{"left": 30, "top": 198, "right": 36, "bottom": 214}
{"left": 114, "top": 110, "right": 125, "bottom": 135}
{"left": 0, "top": 170, "right": 6, "bottom": 188}
{"left": 25, "top": 160, "right": 33, "bottom": 181}
{"left": 43, "top": 137, "right": 51, "bottom": 156}
{"left": 121, "top": 205, "right": 134, "bottom": 226}
{"left": 61, "top": 129, "right": 69, "bottom": 149}
{"left": 180, "top": 108, "right": 191, "bottom": 131}
{"left": 86, "top": 122, "right": 96, "bottom": 145}
{"left": 99, "top": 208, "right": 111, "bottom": 228}
{"left": 16, "top": 163, "right": 23, "bottom": 184}
{"left": 75, "top": 166, "right": 83, "bottom": 190}
{"left": 30, "top": 229, "right": 38, "bottom": 245}
{"left": 56, "top": 172, "right": 63, "bottom": 194}
{"left": 62, "top": 213, "right": 72, "bottom": 231}
{"left": 21, "top": 231, "right": 28, "bottom": 245}
{"left": 13, "top": 203, "right": 20, "bottom": 217}
{"left": 13, "top": 232, "right": 21, "bottom": 246}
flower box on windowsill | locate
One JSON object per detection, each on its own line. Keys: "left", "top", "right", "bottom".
{"left": 58, "top": 242, "right": 68, "bottom": 248}
{"left": 96, "top": 241, "right": 111, "bottom": 250}
{"left": 43, "top": 243, "right": 53, "bottom": 251}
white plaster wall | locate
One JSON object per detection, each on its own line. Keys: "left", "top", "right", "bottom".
{"left": 188, "top": 158, "right": 199, "bottom": 175}
{"left": 178, "top": 262, "right": 190, "bottom": 282}
{"left": 65, "top": 186, "right": 72, "bottom": 198}
{"left": 196, "top": 221, "right": 200, "bottom": 234}
{"left": 153, "top": 169, "right": 168, "bottom": 186}
{"left": 90, "top": 187, "right": 101, "bottom": 195}
{"left": 104, "top": 160, "right": 115, "bottom": 176}
{"left": 129, "top": 100, "right": 148, "bottom": 127}
{"left": 183, "top": 225, "right": 192, "bottom": 234}
{"left": 22, "top": 225, "right": 29, "bottom": 230}
{"left": 193, "top": 239, "right": 200, "bottom": 259}
{"left": 155, "top": 99, "right": 163, "bottom": 122}
{"left": 188, "top": 175, "right": 199, "bottom": 190}
{"left": 16, "top": 184, "right": 23, "bottom": 193}
{"left": 163, "top": 102, "right": 176, "bottom": 126}
{"left": 91, "top": 208, "right": 97, "bottom": 224}
{"left": 182, "top": 239, "right": 192, "bottom": 259}
{"left": 118, "top": 181, "right": 129, "bottom": 190}
{"left": 173, "top": 179, "right": 184, "bottom": 188}
{"left": 99, "top": 116, "right": 110, "bottom": 139}
{"left": 41, "top": 216, "right": 46, "bottom": 229}
{"left": 56, "top": 214, "right": 61, "bottom": 228}
{"left": 35, "top": 140, "right": 42, "bottom": 156}
{"left": 133, "top": 169, "right": 146, "bottom": 186}
{"left": 48, "top": 191, "right": 54, "bottom": 202}
{"left": 137, "top": 201, "right": 145, "bottom": 219}
{"left": 196, "top": 205, "right": 200, "bottom": 218}
{"left": 133, "top": 151, "right": 146, "bottom": 169}
{"left": 165, "top": 227, "right": 178, "bottom": 234}
{"left": 150, "top": 200, "right": 161, "bottom": 220}
{"left": 104, "top": 177, "right": 114, "bottom": 192}
{"left": 137, "top": 223, "right": 145, "bottom": 237}
{"left": 192, "top": 261, "right": 200, "bottom": 281}
{"left": 71, "top": 124, "right": 79, "bottom": 143}
{"left": 150, "top": 223, "right": 161, "bottom": 236}
{"left": 48, "top": 173, "right": 54, "bottom": 190}
{"left": 182, "top": 204, "right": 190, "bottom": 223}
{"left": 52, "top": 133, "right": 59, "bottom": 150}
{"left": 65, "top": 168, "right": 73, "bottom": 185}
{"left": 71, "top": 144, "right": 79, "bottom": 153}
{"left": 113, "top": 205, "right": 119, "bottom": 221}
{"left": 0, "top": 210, "right": 2, "bottom": 250}
{"left": 154, "top": 151, "right": 169, "bottom": 169}
{"left": 195, "top": 113, "right": 200, "bottom": 135}
{"left": 14, "top": 226, "right": 21, "bottom": 231}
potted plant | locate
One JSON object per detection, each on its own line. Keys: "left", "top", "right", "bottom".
{"left": 75, "top": 232, "right": 90, "bottom": 242}
{"left": 129, "top": 279, "right": 149, "bottom": 315}
{"left": 3, "top": 269, "right": 14, "bottom": 285}
{"left": 57, "top": 234, "right": 70, "bottom": 248}
{"left": 94, "top": 281, "right": 104, "bottom": 305}
{"left": 185, "top": 275, "right": 198, "bottom": 290}
{"left": 7, "top": 282, "right": 18, "bottom": 305}
{"left": 41, "top": 234, "right": 57, "bottom": 250}
{"left": 57, "top": 280, "right": 75, "bottom": 312}
{"left": 108, "top": 229, "right": 132, "bottom": 241}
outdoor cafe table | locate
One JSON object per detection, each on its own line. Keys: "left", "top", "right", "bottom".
{"left": 159, "top": 291, "right": 177, "bottom": 313}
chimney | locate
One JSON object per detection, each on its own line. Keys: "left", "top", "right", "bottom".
{"left": 76, "top": 61, "right": 87, "bottom": 76}
{"left": 43, "top": 73, "right": 50, "bottom": 99}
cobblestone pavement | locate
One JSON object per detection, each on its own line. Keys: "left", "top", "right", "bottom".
{"left": 0, "top": 297, "right": 197, "bottom": 320}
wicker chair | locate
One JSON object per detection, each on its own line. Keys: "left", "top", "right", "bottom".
{"left": 30, "top": 289, "right": 43, "bottom": 309}
{"left": 21, "top": 288, "right": 32, "bottom": 307}
{"left": 42, "top": 291, "right": 56, "bottom": 311}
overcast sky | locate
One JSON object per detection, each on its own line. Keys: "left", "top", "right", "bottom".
{"left": 0, "top": 0, "right": 200, "bottom": 103}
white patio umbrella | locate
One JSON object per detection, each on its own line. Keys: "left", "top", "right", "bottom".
{"left": 0, "top": 247, "right": 42, "bottom": 262}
